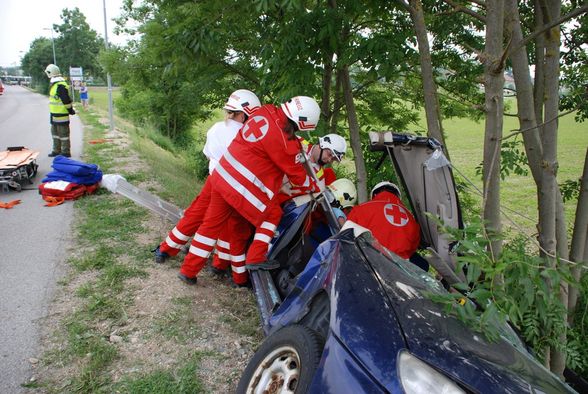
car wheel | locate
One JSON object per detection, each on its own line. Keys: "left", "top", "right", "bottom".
{"left": 237, "top": 325, "right": 324, "bottom": 394}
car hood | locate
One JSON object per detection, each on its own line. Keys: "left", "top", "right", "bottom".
{"left": 357, "top": 236, "right": 575, "bottom": 394}
{"left": 369, "top": 132, "right": 465, "bottom": 283}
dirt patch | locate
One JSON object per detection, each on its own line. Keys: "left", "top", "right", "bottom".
{"left": 31, "top": 126, "right": 262, "bottom": 393}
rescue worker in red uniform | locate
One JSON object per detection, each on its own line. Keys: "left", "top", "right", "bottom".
{"left": 245, "top": 134, "right": 347, "bottom": 268}
{"left": 154, "top": 90, "right": 261, "bottom": 284}
{"left": 177, "top": 96, "right": 321, "bottom": 284}
{"left": 346, "top": 181, "right": 421, "bottom": 261}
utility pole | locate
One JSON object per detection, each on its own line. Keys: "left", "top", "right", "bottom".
{"left": 103, "top": 0, "right": 115, "bottom": 132}
{"left": 43, "top": 27, "right": 57, "bottom": 65}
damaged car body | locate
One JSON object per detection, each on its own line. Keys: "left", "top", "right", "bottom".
{"left": 238, "top": 132, "right": 575, "bottom": 394}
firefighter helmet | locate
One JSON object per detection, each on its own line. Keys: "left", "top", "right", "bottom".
{"left": 281, "top": 96, "right": 320, "bottom": 131}
{"left": 371, "top": 181, "right": 401, "bottom": 199}
{"left": 328, "top": 178, "right": 357, "bottom": 209}
{"left": 44, "top": 64, "right": 61, "bottom": 78}
{"left": 224, "top": 89, "right": 261, "bottom": 116}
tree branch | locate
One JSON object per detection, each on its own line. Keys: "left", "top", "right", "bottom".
{"left": 502, "top": 108, "right": 577, "bottom": 141}
{"left": 442, "top": 0, "right": 486, "bottom": 23}
{"left": 510, "top": 3, "right": 588, "bottom": 55}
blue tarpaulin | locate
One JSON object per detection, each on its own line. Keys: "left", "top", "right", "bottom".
{"left": 42, "top": 155, "right": 103, "bottom": 185}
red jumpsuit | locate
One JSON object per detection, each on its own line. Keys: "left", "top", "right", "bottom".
{"left": 246, "top": 141, "right": 331, "bottom": 264}
{"left": 179, "top": 104, "right": 312, "bottom": 279}
{"left": 346, "top": 191, "right": 420, "bottom": 259}
{"left": 158, "top": 119, "right": 246, "bottom": 282}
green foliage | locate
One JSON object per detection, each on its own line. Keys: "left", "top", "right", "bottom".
{"left": 559, "top": 179, "right": 581, "bottom": 203}
{"left": 21, "top": 38, "right": 55, "bottom": 91}
{"left": 54, "top": 8, "right": 104, "bottom": 77}
{"left": 475, "top": 138, "right": 529, "bottom": 180}
{"left": 431, "top": 216, "right": 587, "bottom": 367}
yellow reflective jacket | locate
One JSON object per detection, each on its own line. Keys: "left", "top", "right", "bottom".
{"left": 49, "top": 81, "right": 72, "bottom": 124}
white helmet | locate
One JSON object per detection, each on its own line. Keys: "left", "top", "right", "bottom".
{"left": 328, "top": 178, "right": 357, "bottom": 209}
{"left": 280, "top": 96, "right": 320, "bottom": 131}
{"left": 319, "top": 134, "right": 346, "bottom": 161}
{"left": 224, "top": 89, "right": 261, "bottom": 116}
{"left": 371, "top": 181, "right": 401, "bottom": 199}
{"left": 45, "top": 64, "right": 61, "bottom": 78}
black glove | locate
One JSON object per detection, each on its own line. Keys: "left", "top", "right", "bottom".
{"left": 68, "top": 108, "right": 76, "bottom": 115}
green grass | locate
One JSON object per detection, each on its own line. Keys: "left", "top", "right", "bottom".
{"left": 87, "top": 86, "right": 121, "bottom": 113}
{"left": 114, "top": 354, "right": 205, "bottom": 394}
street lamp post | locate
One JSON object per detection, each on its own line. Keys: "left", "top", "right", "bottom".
{"left": 43, "top": 27, "right": 57, "bottom": 65}
{"left": 102, "top": 0, "right": 114, "bottom": 132}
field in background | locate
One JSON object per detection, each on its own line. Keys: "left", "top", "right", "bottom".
{"left": 89, "top": 90, "right": 587, "bottom": 235}
{"left": 88, "top": 86, "right": 121, "bottom": 110}
{"left": 406, "top": 98, "right": 586, "bottom": 235}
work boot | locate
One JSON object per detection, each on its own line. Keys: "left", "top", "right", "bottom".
{"left": 48, "top": 152, "right": 60, "bottom": 157}
{"left": 177, "top": 272, "right": 198, "bottom": 285}
{"left": 209, "top": 266, "right": 228, "bottom": 279}
{"left": 230, "top": 279, "right": 251, "bottom": 289}
{"left": 245, "top": 260, "right": 280, "bottom": 271}
{"left": 152, "top": 246, "right": 169, "bottom": 264}
{"left": 62, "top": 153, "right": 71, "bottom": 158}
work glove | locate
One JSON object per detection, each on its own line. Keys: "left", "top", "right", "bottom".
{"left": 68, "top": 108, "right": 76, "bottom": 115}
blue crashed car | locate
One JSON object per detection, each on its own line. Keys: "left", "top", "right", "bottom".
{"left": 238, "top": 132, "right": 575, "bottom": 394}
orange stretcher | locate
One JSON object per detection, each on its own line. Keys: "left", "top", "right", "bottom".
{"left": 0, "top": 146, "right": 39, "bottom": 192}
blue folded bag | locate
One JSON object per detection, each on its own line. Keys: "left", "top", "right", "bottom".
{"left": 41, "top": 155, "right": 103, "bottom": 185}
{"left": 51, "top": 155, "right": 100, "bottom": 176}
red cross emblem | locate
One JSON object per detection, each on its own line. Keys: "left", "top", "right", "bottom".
{"left": 242, "top": 115, "right": 269, "bottom": 142}
{"left": 384, "top": 203, "right": 409, "bottom": 227}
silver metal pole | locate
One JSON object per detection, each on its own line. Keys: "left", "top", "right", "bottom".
{"left": 50, "top": 30, "right": 57, "bottom": 65}
{"left": 103, "top": 0, "right": 115, "bottom": 132}
{"left": 44, "top": 28, "right": 57, "bottom": 65}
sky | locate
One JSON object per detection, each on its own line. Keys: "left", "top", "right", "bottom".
{"left": 0, "top": 0, "right": 129, "bottom": 67}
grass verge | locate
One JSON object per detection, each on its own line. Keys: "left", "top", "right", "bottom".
{"left": 31, "top": 102, "right": 262, "bottom": 393}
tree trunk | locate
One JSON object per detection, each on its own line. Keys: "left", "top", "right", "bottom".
{"left": 321, "top": 54, "right": 333, "bottom": 127}
{"left": 505, "top": 0, "right": 543, "bottom": 185}
{"left": 407, "top": 0, "right": 447, "bottom": 154}
{"left": 537, "top": 0, "right": 566, "bottom": 376}
{"left": 568, "top": 148, "right": 588, "bottom": 324}
{"left": 330, "top": 69, "right": 343, "bottom": 134}
{"left": 482, "top": 0, "right": 505, "bottom": 260}
{"left": 321, "top": 0, "right": 337, "bottom": 129}
{"left": 533, "top": 0, "right": 546, "bottom": 126}
{"left": 341, "top": 65, "right": 369, "bottom": 202}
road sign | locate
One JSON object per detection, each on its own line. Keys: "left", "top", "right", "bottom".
{"left": 69, "top": 67, "right": 83, "bottom": 77}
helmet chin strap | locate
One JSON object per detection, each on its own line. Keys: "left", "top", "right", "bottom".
{"left": 317, "top": 147, "right": 326, "bottom": 166}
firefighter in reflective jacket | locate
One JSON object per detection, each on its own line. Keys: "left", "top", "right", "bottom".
{"left": 177, "top": 96, "right": 321, "bottom": 284}
{"left": 45, "top": 64, "right": 75, "bottom": 157}
{"left": 346, "top": 181, "right": 420, "bottom": 260}
{"left": 154, "top": 90, "right": 261, "bottom": 286}
{"left": 245, "top": 134, "right": 347, "bottom": 268}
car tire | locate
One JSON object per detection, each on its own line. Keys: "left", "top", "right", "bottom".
{"left": 236, "top": 325, "right": 324, "bottom": 394}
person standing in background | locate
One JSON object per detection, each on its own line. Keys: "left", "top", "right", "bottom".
{"left": 80, "top": 82, "right": 89, "bottom": 110}
{"left": 45, "top": 64, "right": 75, "bottom": 158}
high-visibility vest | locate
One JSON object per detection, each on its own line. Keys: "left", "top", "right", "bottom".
{"left": 49, "top": 81, "right": 70, "bottom": 123}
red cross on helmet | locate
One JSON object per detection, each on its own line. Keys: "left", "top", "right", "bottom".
{"left": 224, "top": 89, "right": 261, "bottom": 116}
{"left": 280, "top": 96, "right": 320, "bottom": 131}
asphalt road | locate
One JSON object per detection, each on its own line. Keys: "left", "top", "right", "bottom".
{"left": 0, "top": 85, "right": 83, "bottom": 393}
